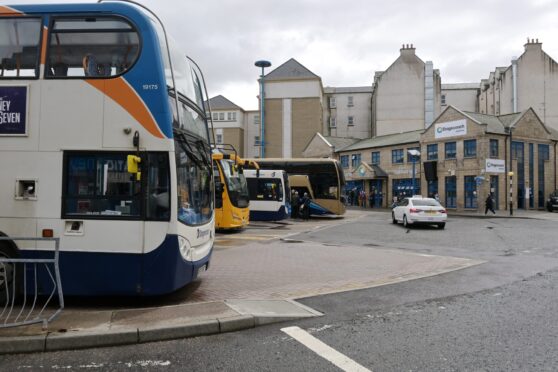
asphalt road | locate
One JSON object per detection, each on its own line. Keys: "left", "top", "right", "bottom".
{"left": 3, "top": 212, "right": 558, "bottom": 371}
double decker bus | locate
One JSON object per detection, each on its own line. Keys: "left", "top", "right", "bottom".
{"left": 0, "top": 2, "right": 214, "bottom": 296}
{"left": 247, "top": 158, "right": 346, "bottom": 216}
{"left": 212, "top": 145, "right": 259, "bottom": 230}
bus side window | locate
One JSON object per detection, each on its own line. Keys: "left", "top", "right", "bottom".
{"left": 0, "top": 18, "right": 42, "bottom": 78}
{"left": 146, "top": 153, "right": 170, "bottom": 221}
{"left": 46, "top": 17, "right": 140, "bottom": 78}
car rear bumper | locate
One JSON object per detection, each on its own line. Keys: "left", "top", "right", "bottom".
{"left": 407, "top": 214, "right": 447, "bottom": 224}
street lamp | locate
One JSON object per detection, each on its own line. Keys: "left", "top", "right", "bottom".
{"left": 506, "top": 126, "right": 514, "bottom": 215}
{"left": 255, "top": 60, "right": 271, "bottom": 158}
{"left": 408, "top": 149, "right": 421, "bottom": 196}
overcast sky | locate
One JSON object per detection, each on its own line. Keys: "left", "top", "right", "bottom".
{"left": 11, "top": 0, "right": 558, "bottom": 111}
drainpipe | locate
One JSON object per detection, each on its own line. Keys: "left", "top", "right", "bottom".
{"left": 512, "top": 57, "right": 518, "bottom": 112}
{"left": 555, "top": 141, "right": 557, "bottom": 191}
{"left": 505, "top": 135, "right": 508, "bottom": 208}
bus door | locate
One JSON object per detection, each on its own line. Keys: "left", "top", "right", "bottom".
{"left": 288, "top": 175, "right": 313, "bottom": 199}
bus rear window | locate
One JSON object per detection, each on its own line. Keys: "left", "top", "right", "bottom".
{"left": 0, "top": 17, "right": 42, "bottom": 78}
{"left": 46, "top": 17, "right": 139, "bottom": 78}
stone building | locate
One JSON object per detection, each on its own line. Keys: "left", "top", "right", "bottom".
{"left": 302, "top": 133, "right": 359, "bottom": 158}
{"left": 336, "top": 105, "right": 558, "bottom": 212}
{"left": 371, "top": 45, "right": 442, "bottom": 136}
{"left": 323, "top": 86, "right": 372, "bottom": 139}
{"left": 478, "top": 39, "right": 558, "bottom": 132}
{"left": 261, "top": 58, "right": 323, "bottom": 158}
{"left": 441, "top": 83, "right": 480, "bottom": 112}
{"left": 207, "top": 95, "right": 245, "bottom": 156}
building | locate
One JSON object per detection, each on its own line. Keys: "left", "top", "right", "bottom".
{"left": 302, "top": 133, "right": 359, "bottom": 158}
{"left": 478, "top": 39, "right": 558, "bottom": 132}
{"left": 441, "top": 83, "right": 480, "bottom": 112}
{"left": 207, "top": 95, "right": 245, "bottom": 156}
{"left": 261, "top": 58, "right": 323, "bottom": 158}
{"left": 323, "top": 86, "right": 372, "bottom": 139}
{"left": 336, "top": 105, "right": 558, "bottom": 212}
{"left": 371, "top": 45, "right": 442, "bottom": 137}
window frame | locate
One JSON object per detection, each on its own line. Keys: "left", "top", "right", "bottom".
{"left": 351, "top": 153, "right": 361, "bottom": 168}
{"left": 489, "top": 139, "right": 499, "bottom": 158}
{"left": 392, "top": 149, "right": 404, "bottom": 164}
{"left": 371, "top": 151, "right": 380, "bottom": 165}
{"left": 445, "top": 142, "right": 456, "bottom": 160}
{"left": 427, "top": 144, "right": 438, "bottom": 160}
{"left": 348, "top": 116, "right": 354, "bottom": 126}
{"left": 463, "top": 139, "right": 477, "bottom": 158}
{"left": 340, "top": 155, "right": 349, "bottom": 168}
{"left": 44, "top": 14, "right": 143, "bottom": 80}
{"left": 0, "top": 16, "right": 44, "bottom": 80}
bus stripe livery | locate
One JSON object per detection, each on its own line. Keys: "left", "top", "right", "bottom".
{"left": 0, "top": 2, "right": 215, "bottom": 296}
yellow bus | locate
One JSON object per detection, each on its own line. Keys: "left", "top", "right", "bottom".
{"left": 213, "top": 148, "right": 259, "bottom": 230}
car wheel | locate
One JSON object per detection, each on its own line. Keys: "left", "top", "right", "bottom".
{"left": 392, "top": 212, "right": 397, "bottom": 224}
{"left": 403, "top": 215, "right": 409, "bottom": 228}
{"left": 0, "top": 243, "right": 19, "bottom": 306}
{"left": 438, "top": 222, "right": 446, "bottom": 229}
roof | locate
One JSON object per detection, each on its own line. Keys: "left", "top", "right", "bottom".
{"left": 323, "top": 86, "right": 373, "bottom": 94}
{"left": 441, "top": 83, "right": 480, "bottom": 90}
{"left": 370, "top": 164, "right": 388, "bottom": 178}
{"left": 206, "top": 95, "right": 243, "bottom": 111}
{"left": 322, "top": 136, "right": 360, "bottom": 151}
{"left": 264, "top": 58, "right": 320, "bottom": 81}
{"left": 339, "top": 130, "right": 422, "bottom": 152}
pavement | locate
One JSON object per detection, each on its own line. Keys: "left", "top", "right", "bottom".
{"left": 0, "top": 209, "right": 502, "bottom": 355}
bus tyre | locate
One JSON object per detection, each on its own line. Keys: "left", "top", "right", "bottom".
{"left": 0, "top": 243, "right": 20, "bottom": 306}
{"left": 392, "top": 212, "right": 397, "bottom": 224}
{"left": 438, "top": 223, "right": 446, "bottom": 229}
{"left": 403, "top": 215, "right": 409, "bottom": 228}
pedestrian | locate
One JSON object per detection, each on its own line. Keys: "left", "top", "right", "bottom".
{"left": 349, "top": 189, "right": 356, "bottom": 206}
{"left": 434, "top": 193, "right": 440, "bottom": 202}
{"left": 369, "top": 189, "right": 375, "bottom": 208}
{"left": 485, "top": 192, "right": 496, "bottom": 215}
{"left": 291, "top": 190, "right": 299, "bottom": 219}
{"left": 300, "top": 192, "right": 311, "bottom": 220}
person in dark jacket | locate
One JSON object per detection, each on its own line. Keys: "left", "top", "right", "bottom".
{"left": 485, "top": 192, "right": 496, "bottom": 215}
{"left": 291, "top": 191, "right": 300, "bottom": 219}
{"left": 300, "top": 192, "right": 311, "bottom": 220}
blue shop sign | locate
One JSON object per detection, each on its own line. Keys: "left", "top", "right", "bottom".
{"left": 0, "top": 86, "right": 27, "bottom": 135}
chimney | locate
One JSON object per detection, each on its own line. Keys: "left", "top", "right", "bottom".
{"left": 400, "top": 43, "right": 416, "bottom": 57}
{"left": 524, "top": 37, "right": 542, "bottom": 53}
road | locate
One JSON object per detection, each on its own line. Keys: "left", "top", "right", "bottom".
{"left": 2, "top": 211, "right": 558, "bottom": 371}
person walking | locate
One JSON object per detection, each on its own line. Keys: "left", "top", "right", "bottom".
{"left": 369, "top": 189, "right": 375, "bottom": 208}
{"left": 291, "top": 190, "right": 299, "bottom": 219}
{"left": 300, "top": 192, "right": 311, "bottom": 220}
{"left": 485, "top": 192, "right": 496, "bottom": 215}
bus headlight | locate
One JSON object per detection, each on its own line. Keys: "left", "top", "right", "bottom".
{"left": 178, "top": 235, "right": 193, "bottom": 261}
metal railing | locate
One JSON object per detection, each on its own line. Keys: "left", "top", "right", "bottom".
{"left": 0, "top": 237, "right": 64, "bottom": 330}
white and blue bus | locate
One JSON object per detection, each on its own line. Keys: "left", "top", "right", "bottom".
{"left": 244, "top": 169, "right": 290, "bottom": 221}
{"left": 0, "top": 2, "right": 214, "bottom": 296}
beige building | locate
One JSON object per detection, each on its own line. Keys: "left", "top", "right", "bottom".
{"left": 441, "top": 83, "right": 480, "bottom": 112}
{"left": 372, "top": 45, "right": 442, "bottom": 137}
{"left": 479, "top": 39, "right": 558, "bottom": 132}
{"left": 261, "top": 58, "right": 323, "bottom": 158}
{"left": 323, "top": 86, "right": 372, "bottom": 139}
{"left": 302, "top": 133, "right": 359, "bottom": 158}
{"left": 207, "top": 95, "right": 245, "bottom": 156}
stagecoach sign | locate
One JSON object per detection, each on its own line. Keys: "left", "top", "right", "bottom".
{"left": 0, "top": 86, "right": 28, "bottom": 136}
{"left": 485, "top": 158, "right": 505, "bottom": 173}
{"left": 434, "top": 119, "right": 467, "bottom": 139}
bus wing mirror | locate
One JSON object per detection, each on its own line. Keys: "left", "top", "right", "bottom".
{"left": 127, "top": 155, "right": 141, "bottom": 181}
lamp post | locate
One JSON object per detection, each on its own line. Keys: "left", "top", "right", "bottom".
{"left": 408, "top": 149, "right": 421, "bottom": 196}
{"left": 506, "top": 126, "right": 514, "bottom": 215}
{"left": 255, "top": 60, "right": 271, "bottom": 158}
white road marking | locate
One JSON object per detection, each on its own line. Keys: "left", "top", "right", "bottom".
{"left": 281, "top": 326, "right": 371, "bottom": 372}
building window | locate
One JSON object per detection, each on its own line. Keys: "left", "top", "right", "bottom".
{"left": 218, "top": 112, "right": 225, "bottom": 121}
{"left": 490, "top": 139, "right": 499, "bottom": 158}
{"left": 329, "top": 97, "right": 336, "bottom": 108}
{"left": 215, "top": 134, "right": 223, "bottom": 144}
{"left": 464, "top": 176, "right": 477, "bottom": 209}
{"left": 464, "top": 139, "right": 477, "bottom": 158}
{"left": 445, "top": 176, "right": 456, "bottom": 208}
{"left": 348, "top": 116, "right": 354, "bottom": 126}
{"left": 351, "top": 153, "right": 361, "bottom": 168}
{"left": 441, "top": 94, "right": 446, "bottom": 105}
{"left": 212, "top": 112, "right": 219, "bottom": 121}
{"left": 348, "top": 96, "right": 354, "bottom": 107}
{"left": 227, "top": 112, "right": 236, "bottom": 121}
{"left": 254, "top": 115, "right": 260, "bottom": 125}
{"left": 392, "top": 149, "right": 404, "bottom": 164}
{"left": 427, "top": 144, "right": 438, "bottom": 160}
{"left": 445, "top": 142, "right": 456, "bottom": 159}
{"left": 340, "top": 155, "right": 349, "bottom": 168}
{"left": 371, "top": 151, "right": 380, "bottom": 165}
{"left": 254, "top": 136, "right": 260, "bottom": 146}
{"left": 329, "top": 117, "right": 337, "bottom": 128}
{"left": 407, "top": 147, "right": 420, "bottom": 163}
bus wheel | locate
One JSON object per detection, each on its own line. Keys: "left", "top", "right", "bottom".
{"left": 0, "top": 243, "right": 19, "bottom": 305}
